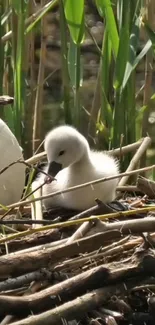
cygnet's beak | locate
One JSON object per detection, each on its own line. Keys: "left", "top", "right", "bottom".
{"left": 47, "top": 161, "right": 62, "bottom": 177}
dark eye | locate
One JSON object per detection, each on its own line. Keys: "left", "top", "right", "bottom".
{"left": 58, "top": 150, "right": 65, "bottom": 156}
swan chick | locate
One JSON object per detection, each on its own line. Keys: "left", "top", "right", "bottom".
{"left": 35, "top": 125, "right": 119, "bottom": 211}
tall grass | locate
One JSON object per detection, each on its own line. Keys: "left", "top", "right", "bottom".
{"left": 0, "top": 0, "right": 155, "bottom": 169}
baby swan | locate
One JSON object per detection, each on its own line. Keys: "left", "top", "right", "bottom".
{"left": 36, "top": 125, "right": 119, "bottom": 211}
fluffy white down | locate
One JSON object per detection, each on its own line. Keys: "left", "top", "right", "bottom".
{"left": 36, "top": 126, "right": 119, "bottom": 211}
{"left": 0, "top": 119, "right": 25, "bottom": 205}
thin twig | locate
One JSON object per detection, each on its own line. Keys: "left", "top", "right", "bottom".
{"left": 0, "top": 207, "right": 155, "bottom": 244}
{"left": 26, "top": 138, "right": 145, "bottom": 165}
{"left": 0, "top": 163, "right": 154, "bottom": 211}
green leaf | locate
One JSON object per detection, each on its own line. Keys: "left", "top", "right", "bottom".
{"left": 63, "top": 0, "right": 85, "bottom": 44}
{"left": 122, "top": 39, "right": 152, "bottom": 89}
{"left": 0, "top": 203, "right": 9, "bottom": 211}
{"left": 101, "top": 26, "right": 112, "bottom": 95}
{"left": 96, "top": 0, "right": 119, "bottom": 58}
{"left": 101, "top": 86, "right": 113, "bottom": 128}
{"left": 136, "top": 105, "right": 148, "bottom": 121}
{"left": 100, "top": 26, "right": 113, "bottom": 128}
{"left": 68, "top": 38, "right": 83, "bottom": 88}
{"left": 114, "top": 2, "right": 130, "bottom": 89}
{"left": 11, "top": 0, "right": 28, "bottom": 15}
{"left": 68, "top": 38, "right": 83, "bottom": 127}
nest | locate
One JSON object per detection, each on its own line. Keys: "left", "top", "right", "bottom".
{"left": 0, "top": 136, "right": 155, "bottom": 324}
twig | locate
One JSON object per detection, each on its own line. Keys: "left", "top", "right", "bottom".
{"left": 0, "top": 315, "right": 15, "bottom": 325}
{"left": 0, "top": 159, "right": 54, "bottom": 180}
{"left": 0, "top": 219, "right": 60, "bottom": 225}
{"left": 4, "top": 268, "right": 154, "bottom": 325}
{"left": 0, "top": 96, "right": 14, "bottom": 106}
{"left": 1, "top": 217, "right": 155, "bottom": 277}
{"left": 66, "top": 221, "right": 94, "bottom": 244}
{"left": 12, "top": 237, "right": 67, "bottom": 256}
{"left": 0, "top": 185, "right": 139, "bottom": 216}
{"left": 0, "top": 163, "right": 155, "bottom": 212}
{"left": 26, "top": 138, "right": 145, "bottom": 164}
{"left": 0, "top": 208, "right": 155, "bottom": 244}
{"left": 118, "top": 136, "right": 151, "bottom": 186}
{"left": 0, "top": 269, "right": 52, "bottom": 292}
{"left": 55, "top": 236, "right": 130, "bottom": 271}
{"left": 137, "top": 175, "right": 155, "bottom": 198}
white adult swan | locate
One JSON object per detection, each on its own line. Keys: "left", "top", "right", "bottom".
{"left": 32, "top": 125, "right": 119, "bottom": 217}
{"left": 0, "top": 118, "right": 25, "bottom": 206}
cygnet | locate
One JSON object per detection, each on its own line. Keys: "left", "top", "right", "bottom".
{"left": 34, "top": 125, "right": 119, "bottom": 211}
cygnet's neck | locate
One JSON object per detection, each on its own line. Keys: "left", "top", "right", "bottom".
{"left": 70, "top": 139, "right": 91, "bottom": 170}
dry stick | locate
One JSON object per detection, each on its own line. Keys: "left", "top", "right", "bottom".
{"left": 1, "top": 260, "right": 151, "bottom": 323}
{"left": 1, "top": 223, "right": 127, "bottom": 258}
{"left": 6, "top": 270, "right": 153, "bottom": 325}
{"left": 26, "top": 138, "right": 144, "bottom": 165}
{"left": 0, "top": 290, "right": 116, "bottom": 325}
{"left": 0, "top": 265, "right": 110, "bottom": 315}
{"left": 0, "top": 228, "right": 61, "bottom": 255}
{"left": 0, "top": 269, "right": 52, "bottom": 292}
{"left": 0, "top": 315, "right": 15, "bottom": 325}
{"left": 117, "top": 185, "right": 138, "bottom": 192}
{"left": 0, "top": 185, "right": 139, "bottom": 216}
{"left": 0, "top": 160, "right": 54, "bottom": 220}
{"left": 0, "top": 163, "right": 155, "bottom": 213}
{"left": 0, "top": 250, "right": 151, "bottom": 316}
{"left": 1, "top": 205, "right": 155, "bottom": 244}
{"left": 0, "top": 96, "right": 14, "bottom": 105}
{"left": 0, "top": 231, "right": 122, "bottom": 277}
{"left": 55, "top": 236, "right": 131, "bottom": 271}
{"left": 0, "top": 159, "right": 54, "bottom": 179}
{"left": 137, "top": 175, "right": 155, "bottom": 198}
{"left": 10, "top": 238, "right": 67, "bottom": 256}
{"left": 66, "top": 221, "right": 93, "bottom": 244}
{"left": 1, "top": 217, "right": 155, "bottom": 277}
{"left": 1, "top": 179, "right": 47, "bottom": 220}
{"left": 66, "top": 205, "right": 114, "bottom": 244}
{"left": 118, "top": 136, "right": 151, "bottom": 187}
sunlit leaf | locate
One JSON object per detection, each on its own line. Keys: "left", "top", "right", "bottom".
{"left": 68, "top": 39, "right": 83, "bottom": 88}
{"left": 122, "top": 39, "right": 152, "bottom": 89}
{"left": 96, "top": 0, "right": 119, "bottom": 58}
{"left": 114, "top": 3, "right": 130, "bottom": 89}
{"left": 63, "top": 0, "right": 85, "bottom": 44}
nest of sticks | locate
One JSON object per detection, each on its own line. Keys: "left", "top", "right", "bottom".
{"left": 0, "top": 135, "right": 155, "bottom": 325}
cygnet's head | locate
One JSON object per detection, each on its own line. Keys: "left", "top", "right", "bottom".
{"left": 44, "top": 125, "right": 89, "bottom": 177}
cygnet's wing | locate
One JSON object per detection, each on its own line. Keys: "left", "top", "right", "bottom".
{"left": 90, "top": 150, "right": 119, "bottom": 176}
